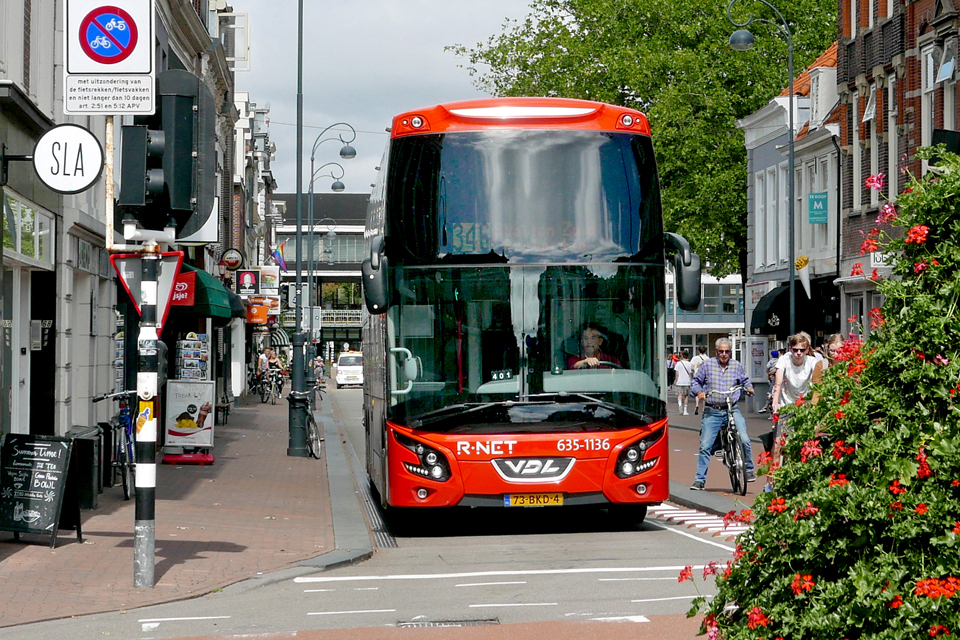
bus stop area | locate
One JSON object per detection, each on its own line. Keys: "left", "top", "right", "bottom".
{"left": 0, "top": 396, "right": 371, "bottom": 628}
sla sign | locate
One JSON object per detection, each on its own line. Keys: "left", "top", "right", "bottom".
{"left": 64, "top": 0, "right": 155, "bottom": 114}
{"left": 32, "top": 124, "right": 104, "bottom": 194}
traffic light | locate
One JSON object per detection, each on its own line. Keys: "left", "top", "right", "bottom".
{"left": 119, "top": 69, "right": 216, "bottom": 237}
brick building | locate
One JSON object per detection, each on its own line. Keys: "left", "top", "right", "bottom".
{"left": 835, "top": 0, "right": 957, "bottom": 337}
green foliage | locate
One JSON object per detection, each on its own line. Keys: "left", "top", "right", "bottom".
{"left": 689, "top": 152, "right": 960, "bottom": 638}
{"left": 449, "top": 0, "right": 836, "bottom": 276}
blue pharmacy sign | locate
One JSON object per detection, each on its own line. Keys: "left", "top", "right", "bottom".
{"left": 808, "top": 192, "right": 829, "bottom": 224}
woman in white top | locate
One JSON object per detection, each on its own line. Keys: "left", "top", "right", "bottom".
{"left": 770, "top": 332, "right": 818, "bottom": 469}
{"left": 673, "top": 350, "right": 694, "bottom": 415}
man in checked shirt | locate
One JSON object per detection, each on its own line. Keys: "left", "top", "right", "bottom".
{"left": 689, "top": 337, "right": 756, "bottom": 490}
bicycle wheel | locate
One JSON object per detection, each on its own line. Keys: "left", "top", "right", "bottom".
{"left": 270, "top": 380, "right": 277, "bottom": 405}
{"left": 125, "top": 427, "right": 137, "bottom": 499}
{"left": 306, "top": 414, "right": 322, "bottom": 459}
{"left": 728, "top": 428, "right": 747, "bottom": 496}
{"left": 260, "top": 378, "right": 269, "bottom": 403}
{"left": 119, "top": 429, "right": 132, "bottom": 500}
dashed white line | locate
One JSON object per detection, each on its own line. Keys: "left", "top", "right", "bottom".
{"left": 648, "top": 521, "right": 737, "bottom": 552}
{"left": 470, "top": 602, "right": 558, "bottom": 608}
{"left": 308, "top": 609, "right": 397, "bottom": 616}
{"left": 304, "top": 588, "right": 336, "bottom": 593}
{"left": 630, "top": 595, "right": 711, "bottom": 603}
{"left": 294, "top": 566, "right": 703, "bottom": 584}
{"left": 456, "top": 581, "right": 528, "bottom": 587}
{"left": 590, "top": 615, "right": 651, "bottom": 622}
{"left": 597, "top": 577, "right": 677, "bottom": 582}
{"left": 137, "top": 616, "right": 231, "bottom": 622}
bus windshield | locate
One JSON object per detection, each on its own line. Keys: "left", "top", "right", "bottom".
{"left": 386, "top": 130, "right": 663, "bottom": 264}
{"left": 384, "top": 263, "right": 666, "bottom": 432}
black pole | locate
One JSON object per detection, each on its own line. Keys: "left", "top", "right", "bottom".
{"left": 305, "top": 176, "right": 316, "bottom": 405}
{"left": 288, "top": 0, "right": 308, "bottom": 456}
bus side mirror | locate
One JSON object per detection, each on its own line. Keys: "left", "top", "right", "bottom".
{"left": 362, "top": 235, "right": 389, "bottom": 314}
{"left": 665, "top": 232, "right": 702, "bottom": 311}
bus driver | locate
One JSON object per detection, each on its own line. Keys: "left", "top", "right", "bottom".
{"left": 567, "top": 323, "right": 621, "bottom": 370}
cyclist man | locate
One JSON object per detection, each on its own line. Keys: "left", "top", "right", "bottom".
{"left": 689, "top": 337, "right": 756, "bottom": 490}
{"left": 257, "top": 347, "right": 270, "bottom": 387}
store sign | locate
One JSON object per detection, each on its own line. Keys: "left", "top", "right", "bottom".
{"left": 246, "top": 304, "right": 268, "bottom": 324}
{"left": 171, "top": 270, "right": 196, "bottom": 306}
{"left": 235, "top": 269, "right": 259, "bottom": 296}
{"left": 221, "top": 248, "right": 244, "bottom": 270}
{"left": 808, "top": 192, "right": 828, "bottom": 224}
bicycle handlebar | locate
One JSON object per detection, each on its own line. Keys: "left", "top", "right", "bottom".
{"left": 92, "top": 390, "right": 135, "bottom": 403}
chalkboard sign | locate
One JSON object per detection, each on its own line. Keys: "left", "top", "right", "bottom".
{"left": 0, "top": 434, "right": 83, "bottom": 548}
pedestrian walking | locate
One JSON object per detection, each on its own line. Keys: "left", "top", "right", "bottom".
{"left": 690, "top": 345, "right": 709, "bottom": 414}
{"left": 674, "top": 350, "right": 694, "bottom": 415}
{"left": 811, "top": 333, "right": 844, "bottom": 404}
{"left": 689, "top": 337, "right": 756, "bottom": 490}
{"left": 759, "top": 349, "right": 780, "bottom": 413}
{"left": 770, "top": 332, "right": 818, "bottom": 472}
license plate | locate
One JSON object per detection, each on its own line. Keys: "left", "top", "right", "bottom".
{"left": 504, "top": 493, "right": 563, "bottom": 507}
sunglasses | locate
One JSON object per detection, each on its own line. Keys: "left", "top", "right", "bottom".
{"left": 792, "top": 348, "right": 808, "bottom": 353}
{"left": 716, "top": 349, "right": 731, "bottom": 354}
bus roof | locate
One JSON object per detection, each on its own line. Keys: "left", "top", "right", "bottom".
{"left": 390, "top": 97, "right": 651, "bottom": 138}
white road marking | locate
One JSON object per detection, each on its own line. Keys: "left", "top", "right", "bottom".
{"left": 137, "top": 616, "right": 231, "bottom": 622}
{"left": 647, "top": 521, "right": 736, "bottom": 552}
{"left": 597, "top": 577, "right": 677, "bottom": 582}
{"left": 304, "top": 589, "right": 336, "bottom": 593}
{"left": 141, "top": 624, "right": 159, "bottom": 632}
{"left": 470, "top": 602, "right": 558, "bottom": 608}
{"left": 295, "top": 566, "right": 703, "bottom": 584}
{"left": 590, "top": 615, "right": 651, "bottom": 622}
{"left": 456, "top": 581, "right": 528, "bottom": 587}
{"left": 308, "top": 609, "right": 397, "bottom": 616}
{"left": 354, "top": 587, "right": 379, "bottom": 591}
{"left": 631, "top": 595, "right": 712, "bottom": 603}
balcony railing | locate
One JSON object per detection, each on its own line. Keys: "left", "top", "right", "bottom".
{"left": 280, "top": 308, "right": 363, "bottom": 328}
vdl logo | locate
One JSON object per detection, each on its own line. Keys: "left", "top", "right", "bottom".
{"left": 492, "top": 458, "right": 575, "bottom": 483}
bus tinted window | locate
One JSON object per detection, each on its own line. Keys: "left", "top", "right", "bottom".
{"left": 386, "top": 131, "right": 662, "bottom": 264}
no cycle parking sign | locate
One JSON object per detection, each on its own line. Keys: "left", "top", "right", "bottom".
{"left": 64, "top": 1, "right": 155, "bottom": 115}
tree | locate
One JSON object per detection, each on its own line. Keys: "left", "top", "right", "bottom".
{"left": 686, "top": 152, "right": 960, "bottom": 638}
{"left": 450, "top": 0, "right": 835, "bottom": 277}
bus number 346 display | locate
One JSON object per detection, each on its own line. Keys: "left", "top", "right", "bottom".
{"left": 360, "top": 97, "right": 702, "bottom": 525}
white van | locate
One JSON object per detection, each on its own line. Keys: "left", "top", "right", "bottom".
{"left": 335, "top": 352, "right": 363, "bottom": 388}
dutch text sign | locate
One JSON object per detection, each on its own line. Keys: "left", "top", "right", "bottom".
{"left": 808, "top": 192, "right": 829, "bottom": 224}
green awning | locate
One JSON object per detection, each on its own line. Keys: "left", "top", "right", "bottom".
{"left": 176, "top": 264, "right": 232, "bottom": 319}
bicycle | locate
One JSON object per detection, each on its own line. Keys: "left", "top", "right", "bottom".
{"left": 93, "top": 390, "right": 137, "bottom": 500}
{"left": 266, "top": 369, "right": 284, "bottom": 405}
{"left": 705, "top": 386, "right": 750, "bottom": 496}
{"left": 288, "top": 385, "right": 323, "bottom": 459}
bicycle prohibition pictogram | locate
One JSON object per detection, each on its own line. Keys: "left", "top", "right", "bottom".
{"left": 78, "top": 6, "right": 139, "bottom": 65}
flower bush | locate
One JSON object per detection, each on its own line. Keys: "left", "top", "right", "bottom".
{"left": 688, "top": 149, "right": 960, "bottom": 639}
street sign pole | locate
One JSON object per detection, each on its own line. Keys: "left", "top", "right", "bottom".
{"left": 134, "top": 245, "right": 160, "bottom": 588}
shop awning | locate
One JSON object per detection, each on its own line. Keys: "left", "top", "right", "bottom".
{"left": 750, "top": 285, "right": 790, "bottom": 339}
{"left": 271, "top": 327, "right": 291, "bottom": 348}
{"left": 227, "top": 289, "right": 247, "bottom": 318}
{"left": 171, "top": 265, "right": 232, "bottom": 319}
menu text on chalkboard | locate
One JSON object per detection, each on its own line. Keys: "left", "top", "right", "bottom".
{"left": 0, "top": 434, "right": 82, "bottom": 548}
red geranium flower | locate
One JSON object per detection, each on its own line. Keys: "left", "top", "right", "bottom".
{"left": 890, "top": 594, "right": 904, "bottom": 608}
{"left": 830, "top": 473, "right": 850, "bottom": 487}
{"left": 768, "top": 497, "right": 789, "bottom": 514}
{"left": 917, "top": 448, "right": 933, "bottom": 479}
{"left": 929, "top": 624, "right": 951, "bottom": 637}
{"left": 794, "top": 501, "right": 820, "bottom": 520}
{"left": 905, "top": 224, "right": 930, "bottom": 244}
{"left": 747, "top": 606, "right": 770, "bottom": 629}
{"left": 796, "top": 394, "right": 805, "bottom": 406}
{"left": 851, "top": 262, "right": 864, "bottom": 276}
{"left": 916, "top": 503, "right": 929, "bottom": 515}
{"left": 800, "top": 440, "right": 823, "bottom": 462}
{"left": 791, "top": 573, "right": 816, "bottom": 595}
{"left": 953, "top": 522, "right": 960, "bottom": 535}
{"left": 678, "top": 565, "right": 692, "bottom": 582}
{"left": 890, "top": 480, "right": 907, "bottom": 495}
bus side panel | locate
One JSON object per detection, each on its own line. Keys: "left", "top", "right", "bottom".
{"left": 363, "top": 313, "right": 388, "bottom": 503}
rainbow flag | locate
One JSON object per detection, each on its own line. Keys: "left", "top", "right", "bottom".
{"left": 271, "top": 240, "right": 288, "bottom": 271}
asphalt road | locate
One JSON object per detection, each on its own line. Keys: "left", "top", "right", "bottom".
{"left": 2, "top": 385, "right": 729, "bottom": 640}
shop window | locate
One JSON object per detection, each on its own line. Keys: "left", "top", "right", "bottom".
{"left": 702, "top": 284, "right": 720, "bottom": 314}
{"left": 721, "top": 284, "right": 743, "bottom": 314}
{"left": 2, "top": 190, "right": 55, "bottom": 266}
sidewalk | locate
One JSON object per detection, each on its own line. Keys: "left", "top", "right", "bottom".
{"left": 0, "top": 395, "right": 371, "bottom": 628}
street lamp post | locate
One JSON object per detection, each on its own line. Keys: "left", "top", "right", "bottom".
{"left": 290, "top": 0, "right": 307, "bottom": 456}
{"left": 303, "top": 126, "right": 354, "bottom": 403}
{"left": 728, "top": 0, "right": 796, "bottom": 336}
{"left": 306, "top": 165, "right": 346, "bottom": 405}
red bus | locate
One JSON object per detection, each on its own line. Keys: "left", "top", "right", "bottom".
{"left": 361, "top": 97, "right": 701, "bottom": 523}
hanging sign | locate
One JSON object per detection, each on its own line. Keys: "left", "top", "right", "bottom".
{"left": 808, "top": 192, "right": 829, "bottom": 224}
{"left": 32, "top": 124, "right": 105, "bottom": 194}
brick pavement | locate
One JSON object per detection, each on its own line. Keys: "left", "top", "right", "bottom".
{"left": 0, "top": 397, "right": 336, "bottom": 628}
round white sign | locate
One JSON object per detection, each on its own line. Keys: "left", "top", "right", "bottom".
{"left": 32, "top": 123, "right": 105, "bottom": 194}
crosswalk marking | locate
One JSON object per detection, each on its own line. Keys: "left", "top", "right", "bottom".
{"left": 650, "top": 503, "right": 752, "bottom": 540}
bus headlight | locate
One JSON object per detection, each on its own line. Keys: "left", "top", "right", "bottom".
{"left": 615, "top": 428, "right": 664, "bottom": 479}
{"left": 394, "top": 431, "right": 451, "bottom": 482}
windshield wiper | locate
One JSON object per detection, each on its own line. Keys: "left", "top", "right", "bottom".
{"left": 523, "top": 392, "right": 654, "bottom": 424}
{"left": 409, "top": 402, "right": 511, "bottom": 428}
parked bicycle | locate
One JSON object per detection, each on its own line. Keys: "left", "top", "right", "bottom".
{"left": 93, "top": 390, "right": 137, "bottom": 500}
{"left": 288, "top": 385, "right": 323, "bottom": 459}
{"left": 705, "top": 386, "right": 749, "bottom": 496}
